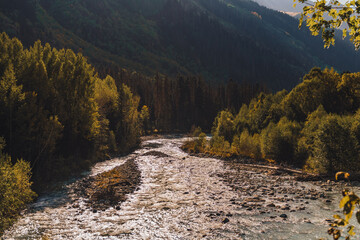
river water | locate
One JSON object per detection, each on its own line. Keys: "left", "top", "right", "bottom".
{"left": 2, "top": 136, "right": 355, "bottom": 239}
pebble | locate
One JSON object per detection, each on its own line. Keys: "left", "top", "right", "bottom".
{"left": 222, "top": 218, "right": 230, "bottom": 224}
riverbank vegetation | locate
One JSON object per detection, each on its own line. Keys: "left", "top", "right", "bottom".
{"left": 184, "top": 67, "right": 360, "bottom": 176}
{"left": 0, "top": 32, "right": 144, "bottom": 183}
{"left": 102, "top": 67, "right": 267, "bottom": 132}
{"left": 0, "top": 137, "right": 36, "bottom": 235}
{"left": 0, "top": 32, "right": 267, "bottom": 235}
{"left": 0, "top": 32, "right": 145, "bottom": 232}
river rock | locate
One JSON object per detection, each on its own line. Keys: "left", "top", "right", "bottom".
{"left": 222, "top": 218, "right": 230, "bottom": 224}
{"left": 281, "top": 206, "right": 290, "bottom": 210}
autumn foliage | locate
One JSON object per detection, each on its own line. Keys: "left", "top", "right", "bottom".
{"left": 185, "top": 67, "right": 360, "bottom": 175}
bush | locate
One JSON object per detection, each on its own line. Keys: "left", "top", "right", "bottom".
{"left": 0, "top": 149, "right": 36, "bottom": 234}
{"left": 190, "top": 126, "right": 203, "bottom": 137}
{"left": 305, "top": 115, "right": 359, "bottom": 174}
{"left": 212, "top": 110, "right": 234, "bottom": 143}
{"left": 194, "top": 132, "right": 207, "bottom": 152}
{"left": 231, "top": 131, "right": 262, "bottom": 159}
{"left": 261, "top": 117, "right": 301, "bottom": 165}
{"left": 209, "top": 134, "right": 232, "bottom": 157}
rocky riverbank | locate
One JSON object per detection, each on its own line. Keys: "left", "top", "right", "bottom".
{"left": 4, "top": 137, "right": 357, "bottom": 239}
{"left": 219, "top": 159, "right": 332, "bottom": 217}
{"left": 71, "top": 159, "right": 141, "bottom": 210}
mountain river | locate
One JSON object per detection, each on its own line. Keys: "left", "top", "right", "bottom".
{"left": 3, "top": 136, "right": 357, "bottom": 239}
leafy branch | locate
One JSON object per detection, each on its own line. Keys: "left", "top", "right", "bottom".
{"left": 294, "top": 0, "right": 360, "bottom": 49}
{"left": 328, "top": 172, "right": 360, "bottom": 240}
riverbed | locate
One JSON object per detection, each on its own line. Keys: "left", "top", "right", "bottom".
{"left": 2, "top": 136, "right": 353, "bottom": 239}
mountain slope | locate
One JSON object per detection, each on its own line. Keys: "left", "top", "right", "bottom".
{"left": 0, "top": 0, "right": 359, "bottom": 90}
{"left": 251, "top": 0, "right": 310, "bottom": 12}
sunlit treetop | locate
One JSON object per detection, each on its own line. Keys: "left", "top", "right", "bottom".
{"left": 294, "top": 0, "right": 360, "bottom": 49}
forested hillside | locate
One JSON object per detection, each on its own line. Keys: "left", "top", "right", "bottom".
{"left": 0, "top": 33, "right": 144, "bottom": 183}
{"left": 0, "top": 32, "right": 148, "bottom": 233}
{"left": 0, "top": 0, "right": 359, "bottom": 90}
{"left": 111, "top": 68, "right": 267, "bottom": 133}
{"left": 185, "top": 68, "right": 360, "bottom": 176}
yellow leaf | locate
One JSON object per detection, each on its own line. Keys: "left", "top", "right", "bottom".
{"left": 336, "top": 172, "right": 350, "bottom": 180}
{"left": 348, "top": 225, "right": 355, "bottom": 236}
{"left": 340, "top": 195, "right": 350, "bottom": 209}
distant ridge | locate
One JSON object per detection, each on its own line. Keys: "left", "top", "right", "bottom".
{"left": 0, "top": 0, "right": 359, "bottom": 90}
{"left": 251, "top": 0, "right": 313, "bottom": 12}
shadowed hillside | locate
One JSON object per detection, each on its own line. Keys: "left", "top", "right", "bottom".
{"left": 0, "top": 0, "right": 359, "bottom": 90}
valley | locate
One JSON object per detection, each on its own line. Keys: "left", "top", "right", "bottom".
{"left": 3, "top": 137, "right": 346, "bottom": 239}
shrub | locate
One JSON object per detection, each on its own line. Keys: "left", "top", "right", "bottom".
{"left": 0, "top": 148, "right": 36, "bottom": 234}
{"left": 305, "top": 115, "right": 359, "bottom": 174}
{"left": 212, "top": 110, "right": 234, "bottom": 143}
{"left": 190, "top": 126, "right": 203, "bottom": 137}
{"left": 261, "top": 117, "right": 301, "bottom": 165}
{"left": 194, "top": 132, "right": 207, "bottom": 152}
{"left": 209, "top": 134, "right": 232, "bottom": 157}
{"left": 231, "top": 131, "right": 262, "bottom": 159}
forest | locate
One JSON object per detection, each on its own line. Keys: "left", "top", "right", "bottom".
{"left": 102, "top": 66, "right": 267, "bottom": 132}
{"left": 3, "top": 0, "right": 360, "bottom": 238}
{"left": 0, "top": 32, "right": 267, "bottom": 234}
{"left": 0, "top": 32, "right": 145, "bottom": 234}
{"left": 1, "top": 0, "right": 359, "bottom": 91}
{"left": 184, "top": 67, "right": 360, "bottom": 176}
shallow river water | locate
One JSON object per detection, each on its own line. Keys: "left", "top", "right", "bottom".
{"left": 2, "top": 136, "right": 356, "bottom": 239}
